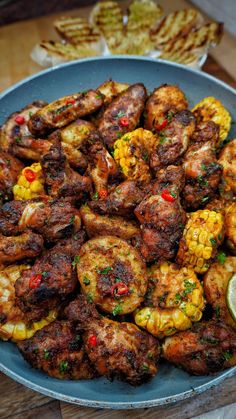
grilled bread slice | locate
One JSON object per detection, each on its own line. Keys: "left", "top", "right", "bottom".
{"left": 150, "top": 8, "right": 202, "bottom": 49}
{"left": 54, "top": 16, "right": 101, "bottom": 47}
{"left": 127, "top": 0, "right": 163, "bottom": 34}
{"left": 31, "top": 40, "right": 100, "bottom": 67}
{"left": 89, "top": 1, "right": 124, "bottom": 39}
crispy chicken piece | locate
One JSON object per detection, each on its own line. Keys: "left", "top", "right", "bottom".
{"left": 0, "top": 151, "right": 24, "bottom": 202}
{"left": 89, "top": 180, "right": 145, "bottom": 217}
{"left": 82, "top": 132, "right": 118, "bottom": 193}
{"left": 65, "top": 295, "right": 160, "bottom": 385}
{"left": 77, "top": 235, "right": 147, "bottom": 315}
{"left": 98, "top": 83, "right": 147, "bottom": 148}
{"left": 176, "top": 209, "right": 224, "bottom": 274}
{"left": 150, "top": 110, "right": 195, "bottom": 172}
{"left": 162, "top": 320, "right": 236, "bottom": 375}
{"left": 0, "top": 101, "right": 50, "bottom": 160}
{"left": 144, "top": 84, "right": 188, "bottom": 131}
{"left": 135, "top": 166, "right": 186, "bottom": 262}
{"left": 41, "top": 138, "right": 92, "bottom": 199}
{"left": 15, "top": 232, "right": 85, "bottom": 314}
{"left": 0, "top": 264, "right": 57, "bottom": 341}
{"left": 96, "top": 80, "right": 129, "bottom": 105}
{"left": 225, "top": 203, "right": 236, "bottom": 254}
{"left": 0, "top": 198, "right": 81, "bottom": 242}
{"left": 191, "top": 120, "right": 220, "bottom": 145}
{"left": 18, "top": 320, "right": 96, "bottom": 379}
{"left": 218, "top": 139, "right": 236, "bottom": 196}
{"left": 0, "top": 231, "right": 43, "bottom": 264}
{"left": 135, "top": 262, "right": 205, "bottom": 338}
{"left": 80, "top": 205, "right": 139, "bottom": 240}
{"left": 204, "top": 257, "right": 236, "bottom": 330}
{"left": 28, "top": 90, "right": 103, "bottom": 137}
{"left": 182, "top": 141, "right": 222, "bottom": 209}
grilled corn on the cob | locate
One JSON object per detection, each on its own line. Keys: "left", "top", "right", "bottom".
{"left": 13, "top": 162, "right": 45, "bottom": 200}
{"left": 113, "top": 128, "right": 157, "bottom": 182}
{"left": 177, "top": 209, "right": 224, "bottom": 273}
{"left": 134, "top": 262, "right": 204, "bottom": 338}
{"left": 192, "top": 96, "right": 231, "bottom": 145}
{"left": 0, "top": 265, "right": 57, "bottom": 341}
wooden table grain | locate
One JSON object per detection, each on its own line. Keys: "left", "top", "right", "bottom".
{"left": 0, "top": 1, "right": 236, "bottom": 418}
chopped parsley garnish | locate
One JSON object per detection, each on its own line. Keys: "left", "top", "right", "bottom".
{"left": 223, "top": 350, "right": 233, "bottom": 361}
{"left": 29, "top": 111, "right": 33, "bottom": 117}
{"left": 215, "top": 305, "right": 221, "bottom": 320}
{"left": 116, "top": 110, "right": 126, "bottom": 119}
{"left": 97, "top": 266, "right": 113, "bottom": 275}
{"left": 170, "top": 191, "right": 177, "bottom": 198}
{"left": 201, "top": 196, "right": 209, "bottom": 203}
{"left": 43, "top": 349, "right": 50, "bottom": 360}
{"left": 159, "top": 131, "right": 167, "bottom": 144}
{"left": 87, "top": 292, "right": 94, "bottom": 303}
{"left": 216, "top": 251, "right": 226, "bottom": 265}
{"left": 69, "top": 215, "right": 75, "bottom": 224}
{"left": 15, "top": 136, "right": 21, "bottom": 144}
{"left": 96, "top": 93, "right": 103, "bottom": 99}
{"left": 142, "top": 151, "right": 149, "bottom": 161}
{"left": 201, "top": 163, "right": 206, "bottom": 170}
{"left": 59, "top": 360, "right": 68, "bottom": 374}
{"left": 116, "top": 188, "right": 121, "bottom": 194}
{"left": 197, "top": 175, "right": 203, "bottom": 184}
{"left": 72, "top": 255, "right": 80, "bottom": 269}
{"left": 83, "top": 276, "right": 90, "bottom": 285}
{"left": 117, "top": 132, "right": 123, "bottom": 139}
{"left": 41, "top": 271, "right": 48, "bottom": 277}
{"left": 200, "top": 337, "right": 219, "bottom": 345}
{"left": 93, "top": 192, "right": 99, "bottom": 200}
{"left": 141, "top": 363, "right": 149, "bottom": 371}
{"left": 210, "top": 238, "right": 217, "bottom": 246}
{"left": 112, "top": 301, "right": 123, "bottom": 316}
{"left": 182, "top": 280, "right": 197, "bottom": 297}
{"left": 167, "top": 111, "right": 174, "bottom": 122}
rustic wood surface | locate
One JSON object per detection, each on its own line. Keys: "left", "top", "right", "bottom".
{"left": 0, "top": 1, "right": 236, "bottom": 418}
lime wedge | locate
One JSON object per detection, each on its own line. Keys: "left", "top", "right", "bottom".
{"left": 226, "top": 273, "right": 236, "bottom": 323}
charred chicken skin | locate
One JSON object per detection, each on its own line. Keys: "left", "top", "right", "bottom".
{"left": 182, "top": 140, "right": 222, "bottom": 209}
{"left": 150, "top": 110, "right": 195, "bottom": 172}
{"left": 15, "top": 232, "right": 85, "bottom": 314}
{"left": 0, "top": 151, "right": 24, "bottom": 202}
{"left": 0, "top": 198, "right": 81, "bottom": 242}
{"left": 163, "top": 320, "right": 236, "bottom": 375}
{"left": 135, "top": 166, "right": 186, "bottom": 262}
{"left": 18, "top": 320, "right": 96, "bottom": 379}
{"left": 98, "top": 83, "right": 147, "bottom": 148}
{"left": 65, "top": 295, "right": 160, "bottom": 385}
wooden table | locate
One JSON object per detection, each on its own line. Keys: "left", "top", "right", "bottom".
{"left": 0, "top": 1, "right": 236, "bottom": 418}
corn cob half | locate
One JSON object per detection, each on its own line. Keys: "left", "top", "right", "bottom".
{"left": 13, "top": 162, "right": 45, "bottom": 200}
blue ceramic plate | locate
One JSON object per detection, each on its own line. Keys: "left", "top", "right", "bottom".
{"left": 0, "top": 57, "right": 236, "bottom": 409}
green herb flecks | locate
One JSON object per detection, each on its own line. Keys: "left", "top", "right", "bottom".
{"left": 223, "top": 350, "right": 233, "bottom": 361}
{"left": 216, "top": 251, "right": 226, "bottom": 265}
{"left": 83, "top": 276, "right": 90, "bottom": 285}
{"left": 59, "top": 360, "right": 68, "bottom": 374}
{"left": 72, "top": 255, "right": 80, "bottom": 269}
{"left": 112, "top": 301, "right": 123, "bottom": 316}
{"left": 97, "top": 266, "right": 113, "bottom": 275}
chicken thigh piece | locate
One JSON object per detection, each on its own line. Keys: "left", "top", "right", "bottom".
{"left": 0, "top": 231, "right": 43, "bottom": 264}
{"left": 0, "top": 198, "right": 81, "bottom": 242}
{"left": 41, "top": 138, "right": 92, "bottom": 199}
{"left": 150, "top": 110, "right": 195, "bottom": 172}
{"left": 65, "top": 295, "right": 160, "bottom": 385}
{"left": 134, "top": 166, "right": 186, "bottom": 262}
{"left": 15, "top": 232, "right": 85, "bottom": 314}
{"left": 163, "top": 320, "right": 236, "bottom": 375}
{"left": 0, "top": 151, "right": 24, "bottom": 202}
{"left": 182, "top": 140, "right": 222, "bottom": 209}
{"left": 18, "top": 320, "right": 96, "bottom": 379}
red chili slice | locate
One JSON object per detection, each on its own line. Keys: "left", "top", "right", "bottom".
{"left": 155, "top": 119, "right": 168, "bottom": 131}
{"left": 65, "top": 98, "right": 76, "bottom": 105}
{"left": 88, "top": 335, "right": 97, "bottom": 346}
{"left": 111, "top": 282, "right": 129, "bottom": 296}
{"left": 15, "top": 115, "right": 25, "bottom": 125}
{"left": 161, "top": 189, "right": 176, "bottom": 202}
{"left": 98, "top": 189, "right": 108, "bottom": 199}
{"left": 23, "top": 168, "right": 37, "bottom": 182}
{"left": 119, "top": 117, "right": 129, "bottom": 127}
{"left": 29, "top": 274, "right": 42, "bottom": 289}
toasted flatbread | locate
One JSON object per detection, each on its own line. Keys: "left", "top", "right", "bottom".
{"left": 150, "top": 9, "right": 202, "bottom": 49}
{"left": 31, "top": 41, "right": 99, "bottom": 67}
{"left": 127, "top": 0, "right": 163, "bottom": 33}
{"left": 54, "top": 16, "right": 101, "bottom": 46}
{"left": 162, "top": 22, "right": 223, "bottom": 54}
{"left": 89, "top": 1, "right": 124, "bottom": 39}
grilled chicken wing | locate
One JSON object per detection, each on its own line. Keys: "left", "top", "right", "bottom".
{"left": 65, "top": 295, "right": 160, "bottom": 385}
{"left": 28, "top": 90, "right": 103, "bottom": 137}
{"left": 150, "top": 110, "right": 195, "bottom": 172}
{"left": 76, "top": 235, "right": 147, "bottom": 315}
{"left": 18, "top": 320, "right": 96, "bottom": 379}
{"left": 163, "top": 320, "right": 236, "bottom": 375}
{"left": 41, "top": 139, "right": 92, "bottom": 199}
{"left": 0, "top": 198, "right": 81, "bottom": 242}
{"left": 204, "top": 257, "right": 236, "bottom": 330}
{"left": 89, "top": 180, "right": 145, "bottom": 217}
{"left": 135, "top": 166, "right": 186, "bottom": 262}
{"left": 80, "top": 204, "right": 140, "bottom": 240}
{"left": 15, "top": 233, "right": 85, "bottom": 314}
{"left": 191, "top": 120, "right": 220, "bottom": 145}
{"left": 0, "top": 101, "right": 49, "bottom": 159}
{"left": 0, "top": 151, "right": 24, "bottom": 202}
{"left": 144, "top": 84, "right": 188, "bottom": 131}
{"left": 98, "top": 83, "right": 147, "bottom": 148}
{"left": 218, "top": 138, "right": 236, "bottom": 196}
{"left": 182, "top": 141, "right": 222, "bottom": 209}
{"left": 0, "top": 231, "right": 43, "bottom": 264}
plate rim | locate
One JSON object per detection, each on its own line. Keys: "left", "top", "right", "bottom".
{"left": 0, "top": 55, "right": 236, "bottom": 409}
